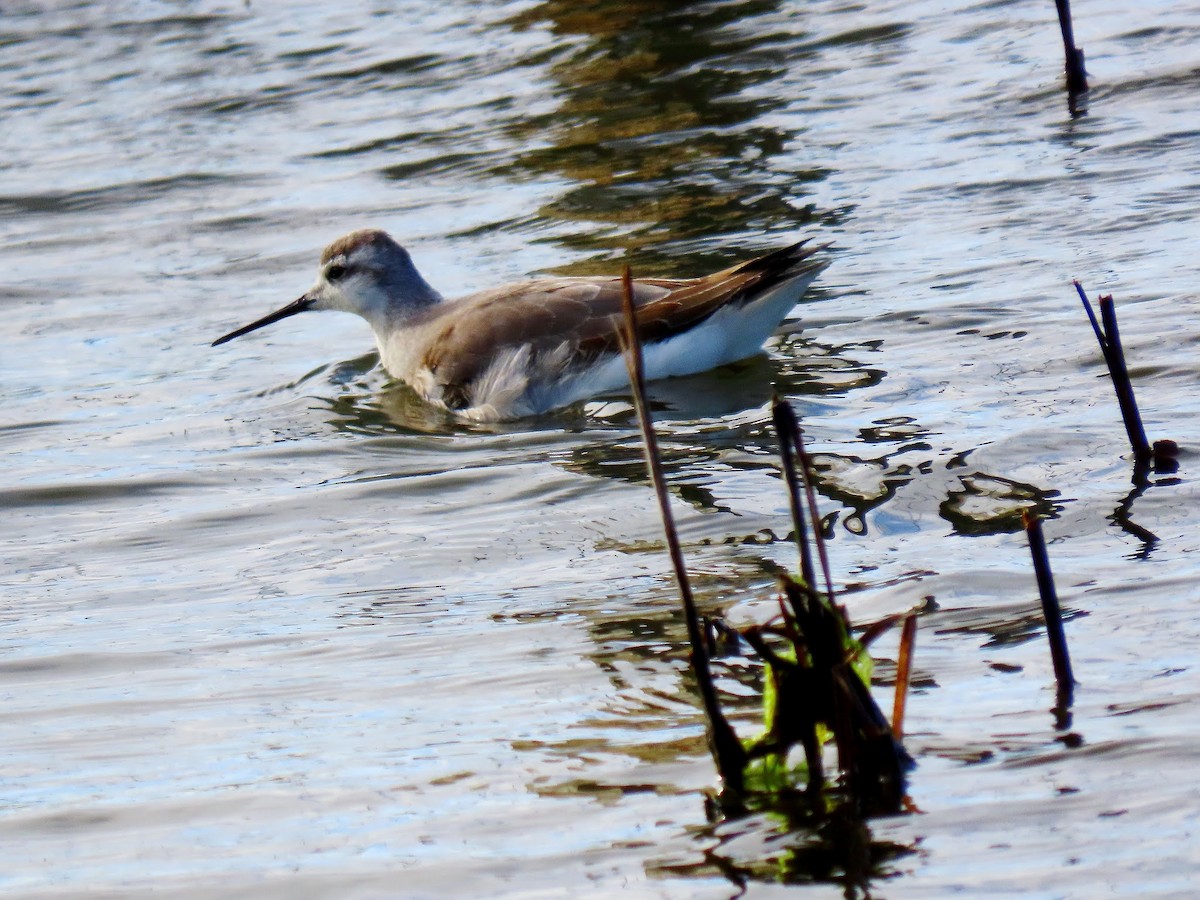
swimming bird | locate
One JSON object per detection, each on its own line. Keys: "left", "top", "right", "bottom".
{"left": 213, "top": 229, "right": 828, "bottom": 421}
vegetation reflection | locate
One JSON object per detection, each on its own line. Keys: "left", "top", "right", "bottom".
{"left": 504, "top": 0, "right": 842, "bottom": 271}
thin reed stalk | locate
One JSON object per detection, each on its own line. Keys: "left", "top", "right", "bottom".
{"left": 1022, "top": 510, "right": 1075, "bottom": 705}
{"left": 772, "top": 398, "right": 836, "bottom": 602}
{"left": 771, "top": 398, "right": 817, "bottom": 608}
{"left": 891, "top": 614, "right": 917, "bottom": 741}
{"left": 616, "top": 267, "right": 747, "bottom": 792}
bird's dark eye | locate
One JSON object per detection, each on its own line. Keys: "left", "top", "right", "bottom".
{"left": 326, "top": 263, "right": 347, "bottom": 282}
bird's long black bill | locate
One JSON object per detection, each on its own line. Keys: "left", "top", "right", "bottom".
{"left": 212, "top": 295, "right": 314, "bottom": 347}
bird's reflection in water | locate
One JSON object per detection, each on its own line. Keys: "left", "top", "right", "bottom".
{"left": 315, "top": 336, "right": 890, "bottom": 515}
{"left": 320, "top": 345, "right": 805, "bottom": 438}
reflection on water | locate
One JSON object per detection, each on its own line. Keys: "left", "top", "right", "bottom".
{"left": 939, "top": 472, "right": 1061, "bottom": 536}
{"left": 515, "top": 560, "right": 919, "bottom": 897}
{"left": 325, "top": 377, "right": 481, "bottom": 437}
{"left": 1110, "top": 459, "right": 1184, "bottom": 555}
{"left": 504, "top": 0, "right": 836, "bottom": 271}
{"left": 650, "top": 802, "right": 916, "bottom": 895}
{"left": 316, "top": 331, "right": 884, "bottom": 438}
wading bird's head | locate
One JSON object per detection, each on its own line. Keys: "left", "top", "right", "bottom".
{"left": 211, "top": 229, "right": 442, "bottom": 347}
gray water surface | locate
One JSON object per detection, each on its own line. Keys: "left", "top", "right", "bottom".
{"left": 4, "top": 1, "right": 1200, "bottom": 896}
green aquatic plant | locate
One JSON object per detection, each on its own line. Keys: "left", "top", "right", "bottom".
{"left": 735, "top": 572, "right": 907, "bottom": 815}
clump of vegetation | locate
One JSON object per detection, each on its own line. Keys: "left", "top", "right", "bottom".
{"left": 617, "top": 271, "right": 915, "bottom": 817}
{"left": 613, "top": 268, "right": 1133, "bottom": 885}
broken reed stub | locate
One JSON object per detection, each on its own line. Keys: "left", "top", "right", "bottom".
{"left": 1055, "top": 0, "right": 1088, "bottom": 95}
{"left": 1074, "top": 282, "right": 1178, "bottom": 465}
{"left": 1022, "top": 510, "right": 1075, "bottom": 700}
{"left": 1097, "top": 295, "right": 1151, "bottom": 459}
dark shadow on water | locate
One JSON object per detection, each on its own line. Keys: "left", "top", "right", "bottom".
{"left": 311, "top": 336, "right": 1023, "bottom": 546}
{"left": 307, "top": 331, "right": 1062, "bottom": 553}
{"left": 930, "top": 601, "right": 1088, "bottom": 650}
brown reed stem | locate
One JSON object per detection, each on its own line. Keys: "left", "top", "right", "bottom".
{"left": 891, "top": 614, "right": 917, "bottom": 740}
{"left": 617, "top": 266, "right": 747, "bottom": 791}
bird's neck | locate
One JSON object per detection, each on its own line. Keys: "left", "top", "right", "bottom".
{"left": 377, "top": 265, "right": 443, "bottom": 328}
{"left": 347, "top": 270, "right": 441, "bottom": 333}
{"left": 399, "top": 277, "right": 443, "bottom": 311}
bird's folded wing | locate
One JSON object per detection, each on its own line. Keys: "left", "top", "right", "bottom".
{"left": 421, "top": 240, "right": 821, "bottom": 399}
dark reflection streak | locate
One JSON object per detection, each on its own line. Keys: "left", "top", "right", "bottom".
{"left": 656, "top": 801, "right": 913, "bottom": 896}
{"left": 1111, "top": 460, "right": 1161, "bottom": 557}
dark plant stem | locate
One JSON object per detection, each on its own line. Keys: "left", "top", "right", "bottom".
{"left": 800, "top": 726, "right": 825, "bottom": 798}
{"left": 1023, "top": 511, "right": 1075, "bottom": 704}
{"left": 617, "top": 267, "right": 747, "bottom": 792}
{"left": 1073, "top": 280, "right": 1104, "bottom": 346}
{"left": 1098, "top": 296, "right": 1151, "bottom": 459}
{"left": 1076, "top": 283, "right": 1153, "bottom": 461}
{"left": 775, "top": 399, "right": 836, "bottom": 602}
{"left": 1055, "top": 0, "right": 1088, "bottom": 95}
{"left": 772, "top": 398, "right": 818, "bottom": 599}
